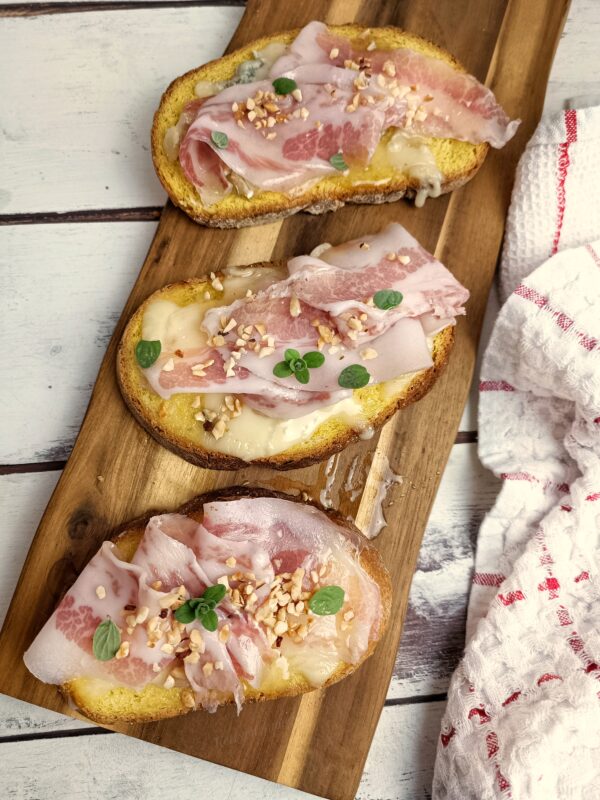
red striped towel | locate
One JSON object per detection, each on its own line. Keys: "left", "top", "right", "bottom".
{"left": 434, "top": 107, "right": 600, "bottom": 799}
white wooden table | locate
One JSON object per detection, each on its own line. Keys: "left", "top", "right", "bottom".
{"left": 0, "top": 1, "right": 597, "bottom": 797}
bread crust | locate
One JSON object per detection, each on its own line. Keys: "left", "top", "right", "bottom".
{"left": 61, "top": 487, "right": 392, "bottom": 724}
{"left": 151, "top": 24, "right": 488, "bottom": 228}
{"left": 117, "top": 274, "right": 454, "bottom": 471}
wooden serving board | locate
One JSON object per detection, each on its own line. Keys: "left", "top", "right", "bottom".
{"left": 0, "top": 1, "right": 569, "bottom": 798}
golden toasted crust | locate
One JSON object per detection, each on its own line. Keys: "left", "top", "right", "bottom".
{"left": 61, "top": 487, "right": 392, "bottom": 724}
{"left": 151, "top": 24, "right": 488, "bottom": 227}
{"left": 116, "top": 274, "right": 454, "bottom": 471}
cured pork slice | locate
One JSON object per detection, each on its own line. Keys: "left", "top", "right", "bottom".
{"left": 24, "top": 496, "right": 383, "bottom": 712}
{"left": 178, "top": 21, "right": 518, "bottom": 205}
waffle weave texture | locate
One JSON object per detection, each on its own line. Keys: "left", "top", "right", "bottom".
{"left": 433, "top": 106, "right": 600, "bottom": 799}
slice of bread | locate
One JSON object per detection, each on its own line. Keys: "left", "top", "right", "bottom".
{"left": 152, "top": 24, "right": 488, "bottom": 228}
{"left": 61, "top": 487, "right": 391, "bottom": 724}
{"left": 117, "top": 270, "right": 454, "bottom": 471}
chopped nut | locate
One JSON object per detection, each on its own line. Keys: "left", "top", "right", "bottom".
{"left": 161, "top": 643, "right": 174, "bottom": 655}
{"left": 202, "top": 662, "right": 214, "bottom": 677}
{"left": 367, "top": 40, "right": 376, "bottom": 51}
{"left": 274, "top": 620, "right": 289, "bottom": 636}
{"left": 214, "top": 660, "right": 224, "bottom": 671}
{"left": 136, "top": 606, "right": 149, "bottom": 624}
{"left": 359, "top": 241, "right": 370, "bottom": 250}
{"left": 152, "top": 662, "right": 161, "bottom": 673}
{"left": 398, "top": 254, "right": 411, "bottom": 265}
{"left": 258, "top": 346, "right": 275, "bottom": 358}
{"left": 289, "top": 295, "right": 301, "bottom": 318}
{"left": 344, "top": 610, "right": 355, "bottom": 622}
{"left": 163, "top": 675, "right": 175, "bottom": 689}
{"left": 225, "top": 556, "right": 237, "bottom": 568}
{"left": 211, "top": 275, "right": 224, "bottom": 291}
{"left": 361, "top": 348, "right": 378, "bottom": 360}
{"left": 116, "top": 641, "right": 130, "bottom": 659}
{"left": 184, "top": 650, "right": 200, "bottom": 665}
{"left": 211, "top": 417, "right": 227, "bottom": 440}
{"left": 222, "top": 317, "right": 237, "bottom": 333}
{"left": 162, "top": 358, "right": 175, "bottom": 372}
{"left": 386, "top": 251, "right": 397, "bottom": 261}
{"left": 182, "top": 691, "right": 195, "bottom": 708}
{"left": 329, "top": 47, "right": 339, "bottom": 59}
{"left": 382, "top": 60, "right": 396, "bottom": 77}
{"left": 95, "top": 585, "right": 106, "bottom": 600}
{"left": 246, "top": 97, "right": 255, "bottom": 110}
{"left": 218, "top": 624, "right": 230, "bottom": 643}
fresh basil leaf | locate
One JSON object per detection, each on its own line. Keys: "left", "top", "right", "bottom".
{"left": 295, "top": 368, "right": 310, "bottom": 384}
{"left": 308, "top": 585, "right": 345, "bottom": 616}
{"left": 135, "top": 339, "right": 161, "bottom": 368}
{"left": 373, "top": 289, "right": 403, "bottom": 311}
{"left": 284, "top": 348, "right": 301, "bottom": 362}
{"left": 92, "top": 619, "right": 121, "bottom": 661}
{"left": 211, "top": 130, "right": 229, "bottom": 149}
{"left": 338, "top": 364, "right": 371, "bottom": 389}
{"left": 200, "top": 609, "right": 219, "bottom": 632}
{"left": 202, "top": 584, "right": 227, "bottom": 605}
{"left": 188, "top": 598, "right": 202, "bottom": 608}
{"left": 329, "top": 152, "right": 348, "bottom": 171}
{"left": 273, "top": 361, "right": 293, "bottom": 378}
{"left": 303, "top": 351, "right": 325, "bottom": 368}
{"left": 174, "top": 602, "right": 196, "bottom": 624}
{"left": 272, "top": 77, "right": 297, "bottom": 95}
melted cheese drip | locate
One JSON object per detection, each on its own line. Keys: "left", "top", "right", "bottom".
{"left": 385, "top": 131, "right": 442, "bottom": 207}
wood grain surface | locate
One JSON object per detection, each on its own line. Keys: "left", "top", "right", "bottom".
{"left": 0, "top": 1, "right": 569, "bottom": 798}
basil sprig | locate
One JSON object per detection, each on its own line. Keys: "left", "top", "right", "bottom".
{"left": 308, "top": 585, "right": 345, "bottom": 616}
{"left": 211, "top": 130, "right": 229, "bottom": 149}
{"left": 374, "top": 289, "right": 403, "bottom": 310}
{"left": 338, "top": 364, "right": 370, "bottom": 389}
{"left": 273, "top": 348, "right": 325, "bottom": 385}
{"left": 93, "top": 619, "right": 121, "bottom": 661}
{"left": 272, "top": 77, "right": 297, "bottom": 95}
{"left": 174, "top": 583, "right": 227, "bottom": 632}
{"left": 329, "top": 153, "right": 348, "bottom": 171}
{"left": 135, "top": 339, "right": 161, "bottom": 368}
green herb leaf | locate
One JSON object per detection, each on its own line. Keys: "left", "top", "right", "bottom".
{"left": 92, "top": 619, "right": 121, "bottom": 661}
{"left": 273, "top": 361, "right": 294, "bottom": 378}
{"left": 338, "top": 364, "right": 371, "bottom": 389}
{"left": 211, "top": 130, "right": 229, "bottom": 149}
{"left": 295, "top": 368, "right": 310, "bottom": 384}
{"left": 200, "top": 609, "right": 219, "bottom": 632}
{"left": 303, "top": 351, "right": 325, "bottom": 368}
{"left": 135, "top": 339, "right": 161, "bottom": 368}
{"left": 373, "top": 289, "right": 403, "bottom": 311}
{"left": 308, "top": 585, "right": 345, "bottom": 616}
{"left": 329, "top": 152, "right": 348, "bottom": 171}
{"left": 174, "top": 602, "right": 196, "bottom": 624}
{"left": 202, "top": 584, "right": 227, "bottom": 605}
{"left": 272, "top": 77, "right": 297, "bottom": 95}
{"left": 284, "top": 348, "right": 300, "bottom": 362}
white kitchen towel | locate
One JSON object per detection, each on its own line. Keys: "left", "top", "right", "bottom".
{"left": 433, "top": 106, "right": 600, "bottom": 800}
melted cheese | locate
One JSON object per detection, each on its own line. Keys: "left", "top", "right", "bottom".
{"left": 385, "top": 131, "right": 442, "bottom": 206}
{"left": 199, "top": 393, "right": 365, "bottom": 461}
{"left": 138, "top": 266, "right": 431, "bottom": 461}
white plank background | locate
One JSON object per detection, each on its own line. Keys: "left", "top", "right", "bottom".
{"left": 0, "top": 0, "right": 597, "bottom": 798}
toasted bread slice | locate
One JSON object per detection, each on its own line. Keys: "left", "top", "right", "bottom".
{"left": 60, "top": 487, "right": 391, "bottom": 724}
{"left": 117, "top": 270, "right": 454, "bottom": 471}
{"left": 152, "top": 24, "right": 488, "bottom": 228}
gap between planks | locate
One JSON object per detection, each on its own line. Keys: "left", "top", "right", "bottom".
{"left": 0, "top": 0, "right": 245, "bottom": 18}
{"left": 0, "top": 432, "right": 477, "bottom": 475}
